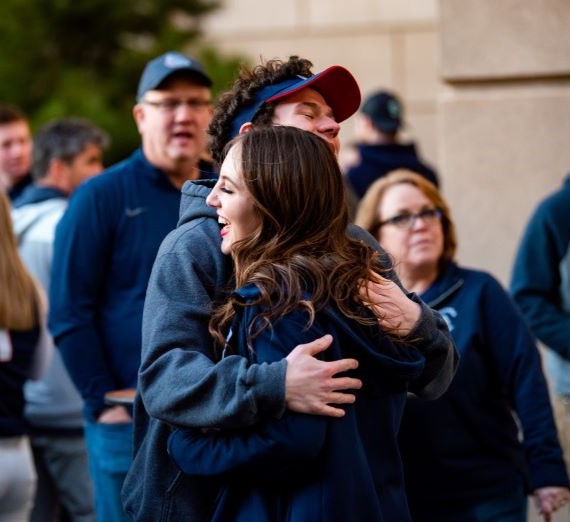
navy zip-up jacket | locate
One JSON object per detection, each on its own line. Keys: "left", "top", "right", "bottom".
{"left": 169, "top": 284, "right": 426, "bottom": 522}
{"left": 48, "top": 149, "right": 216, "bottom": 420}
{"left": 399, "top": 262, "right": 568, "bottom": 513}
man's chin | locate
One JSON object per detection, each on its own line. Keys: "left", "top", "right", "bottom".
{"left": 168, "top": 148, "right": 199, "bottom": 164}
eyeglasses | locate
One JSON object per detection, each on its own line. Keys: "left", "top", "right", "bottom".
{"left": 142, "top": 98, "right": 211, "bottom": 113}
{"left": 378, "top": 208, "right": 442, "bottom": 229}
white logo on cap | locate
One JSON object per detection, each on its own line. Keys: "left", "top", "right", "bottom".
{"left": 387, "top": 99, "right": 401, "bottom": 119}
{"left": 164, "top": 53, "right": 192, "bottom": 69}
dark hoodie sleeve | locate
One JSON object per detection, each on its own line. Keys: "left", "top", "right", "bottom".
{"left": 482, "top": 274, "right": 569, "bottom": 490}
{"left": 510, "top": 189, "right": 570, "bottom": 360}
{"left": 347, "top": 224, "right": 459, "bottom": 399}
{"left": 167, "top": 312, "right": 329, "bottom": 478}
{"left": 139, "top": 185, "right": 287, "bottom": 429}
{"left": 48, "top": 180, "right": 117, "bottom": 420}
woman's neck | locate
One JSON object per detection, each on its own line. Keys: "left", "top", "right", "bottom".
{"left": 398, "top": 264, "right": 439, "bottom": 295}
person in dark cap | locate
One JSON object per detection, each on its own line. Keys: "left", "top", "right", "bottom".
{"left": 48, "top": 50, "right": 217, "bottom": 522}
{"left": 345, "top": 89, "right": 439, "bottom": 201}
{"left": 123, "top": 56, "right": 457, "bottom": 521}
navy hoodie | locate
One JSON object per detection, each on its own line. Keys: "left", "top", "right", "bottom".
{"left": 169, "top": 283, "right": 426, "bottom": 522}
{"left": 347, "top": 142, "right": 439, "bottom": 198}
{"left": 399, "top": 262, "right": 568, "bottom": 516}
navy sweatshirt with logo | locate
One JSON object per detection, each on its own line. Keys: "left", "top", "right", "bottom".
{"left": 399, "top": 261, "right": 568, "bottom": 515}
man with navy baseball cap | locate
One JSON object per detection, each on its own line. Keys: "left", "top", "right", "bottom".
{"left": 49, "top": 50, "right": 217, "bottom": 522}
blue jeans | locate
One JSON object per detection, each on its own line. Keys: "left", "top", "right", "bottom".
{"left": 84, "top": 422, "right": 132, "bottom": 522}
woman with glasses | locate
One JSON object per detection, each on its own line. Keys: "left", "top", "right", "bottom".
{"left": 355, "top": 169, "right": 570, "bottom": 522}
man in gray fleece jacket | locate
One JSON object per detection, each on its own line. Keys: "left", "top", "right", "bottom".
{"left": 123, "top": 57, "right": 458, "bottom": 521}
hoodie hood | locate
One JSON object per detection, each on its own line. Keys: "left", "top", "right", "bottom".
{"left": 178, "top": 179, "right": 218, "bottom": 228}
{"left": 12, "top": 185, "right": 67, "bottom": 209}
{"left": 358, "top": 142, "right": 422, "bottom": 171}
{"left": 234, "top": 283, "right": 425, "bottom": 382}
{"left": 11, "top": 197, "right": 67, "bottom": 245}
{"left": 347, "top": 142, "right": 438, "bottom": 198}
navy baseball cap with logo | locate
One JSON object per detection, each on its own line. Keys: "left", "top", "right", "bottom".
{"left": 137, "top": 51, "right": 212, "bottom": 101}
{"left": 361, "top": 90, "right": 403, "bottom": 133}
{"left": 230, "top": 65, "right": 361, "bottom": 138}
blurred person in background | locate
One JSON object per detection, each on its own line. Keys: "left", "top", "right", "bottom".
{"left": 0, "top": 190, "right": 51, "bottom": 522}
{"left": 0, "top": 104, "right": 33, "bottom": 202}
{"left": 354, "top": 169, "right": 570, "bottom": 522}
{"left": 12, "top": 117, "right": 109, "bottom": 522}
{"left": 343, "top": 90, "right": 438, "bottom": 217}
{"left": 511, "top": 174, "right": 570, "bottom": 486}
{"left": 48, "top": 51, "right": 216, "bottom": 522}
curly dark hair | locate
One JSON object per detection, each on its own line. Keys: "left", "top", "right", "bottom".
{"left": 208, "top": 56, "right": 314, "bottom": 164}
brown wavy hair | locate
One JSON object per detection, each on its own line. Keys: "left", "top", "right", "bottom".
{"left": 208, "top": 56, "right": 314, "bottom": 165}
{"left": 209, "top": 126, "right": 394, "bottom": 351}
{"left": 0, "top": 190, "right": 39, "bottom": 330}
{"left": 354, "top": 169, "right": 457, "bottom": 272}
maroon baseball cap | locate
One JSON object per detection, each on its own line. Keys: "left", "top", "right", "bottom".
{"left": 230, "top": 65, "right": 361, "bottom": 137}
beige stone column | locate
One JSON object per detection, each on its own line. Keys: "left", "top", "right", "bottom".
{"left": 439, "top": 0, "right": 570, "bottom": 285}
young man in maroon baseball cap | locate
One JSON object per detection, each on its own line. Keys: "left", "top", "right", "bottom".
{"left": 209, "top": 56, "right": 361, "bottom": 162}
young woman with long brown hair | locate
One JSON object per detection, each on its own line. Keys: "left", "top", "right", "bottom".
{"left": 0, "top": 190, "right": 49, "bottom": 522}
{"left": 167, "top": 126, "right": 428, "bottom": 522}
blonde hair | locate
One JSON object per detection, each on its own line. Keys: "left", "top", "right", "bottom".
{"left": 0, "top": 190, "right": 39, "bottom": 330}
{"left": 354, "top": 169, "right": 457, "bottom": 269}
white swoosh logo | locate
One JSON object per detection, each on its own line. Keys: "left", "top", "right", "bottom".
{"left": 125, "top": 207, "right": 147, "bottom": 217}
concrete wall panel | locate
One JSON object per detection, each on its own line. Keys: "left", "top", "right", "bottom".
{"left": 440, "top": 0, "right": 570, "bottom": 80}
{"left": 440, "top": 84, "right": 570, "bottom": 284}
{"left": 305, "top": 0, "right": 438, "bottom": 26}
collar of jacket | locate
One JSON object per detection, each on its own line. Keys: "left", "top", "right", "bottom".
{"left": 421, "top": 261, "right": 464, "bottom": 308}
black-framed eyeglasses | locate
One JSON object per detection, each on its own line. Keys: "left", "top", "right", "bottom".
{"left": 142, "top": 98, "right": 212, "bottom": 113}
{"left": 378, "top": 208, "right": 442, "bottom": 229}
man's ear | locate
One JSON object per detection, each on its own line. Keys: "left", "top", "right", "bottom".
{"left": 50, "top": 157, "right": 67, "bottom": 178}
{"left": 239, "top": 122, "right": 254, "bottom": 135}
{"left": 132, "top": 104, "right": 145, "bottom": 132}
